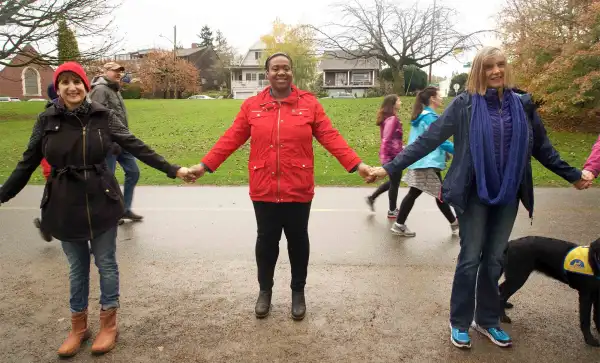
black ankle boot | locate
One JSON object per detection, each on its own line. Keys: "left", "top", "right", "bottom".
{"left": 255, "top": 290, "right": 272, "bottom": 318}
{"left": 291, "top": 291, "right": 306, "bottom": 320}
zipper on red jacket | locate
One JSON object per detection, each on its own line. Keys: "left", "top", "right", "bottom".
{"left": 276, "top": 102, "right": 281, "bottom": 202}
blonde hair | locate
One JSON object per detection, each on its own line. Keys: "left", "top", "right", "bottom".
{"left": 466, "top": 46, "right": 514, "bottom": 95}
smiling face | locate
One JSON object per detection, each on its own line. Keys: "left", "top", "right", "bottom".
{"left": 466, "top": 47, "right": 514, "bottom": 95}
{"left": 266, "top": 55, "right": 293, "bottom": 93}
{"left": 57, "top": 72, "right": 87, "bottom": 109}
{"left": 484, "top": 55, "right": 507, "bottom": 89}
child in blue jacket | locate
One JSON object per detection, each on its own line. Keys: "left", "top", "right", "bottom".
{"left": 392, "top": 87, "right": 458, "bottom": 236}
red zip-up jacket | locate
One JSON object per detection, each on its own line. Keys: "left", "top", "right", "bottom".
{"left": 201, "top": 86, "right": 361, "bottom": 203}
{"left": 584, "top": 134, "right": 600, "bottom": 177}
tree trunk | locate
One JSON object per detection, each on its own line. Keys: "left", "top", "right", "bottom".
{"left": 391, "top": 65, "right": 405, "bottom": 96}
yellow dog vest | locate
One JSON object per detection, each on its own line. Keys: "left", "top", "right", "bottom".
{"left": 564, "top": 246, "right": 595, "bottom": 276}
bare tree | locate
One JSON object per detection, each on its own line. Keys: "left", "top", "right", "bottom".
{"left": 311, "top": 0, "right": 488, "bottom": 94}
{"left": 0, "top": 0, "right": 121, "bottom": 67}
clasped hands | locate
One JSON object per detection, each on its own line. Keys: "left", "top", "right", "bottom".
{"left": 175, "top": 164, "right": 207, "bottom": 183}
{"left": 357, "top": 163, "right": 388, "bottom": 183}
{"left": 574, "top": 169, "right": 596, "bottom": 190}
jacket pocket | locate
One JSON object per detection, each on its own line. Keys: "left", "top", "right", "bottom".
{"left": 289, "top": 159, "right": 314, "bottom": 189}
{"left": 289, "top": 109, "right": 312, "bottom": 126}
{"left": 100, "top": 176, "right": 122, "bottom": 202}
{"left": 40, "top": 182, "right": 51, "bottom": 209}
{"left": 97, "top": 128, "right": 105, "bottom": 155}
{"left": 248, "top": 160, "right": 271, "bottom": 197}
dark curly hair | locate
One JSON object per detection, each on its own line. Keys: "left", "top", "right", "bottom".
{"left": 265, "top": 52, "right": 293, "bottom": 70}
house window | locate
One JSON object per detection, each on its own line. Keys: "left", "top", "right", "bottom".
{"left": 351, "top": 71, "right": 371, "bottom": 85}
{"left": 245, "top": 73, "right": 257, "bottom": 81}
{"left": 254, "top": 52, "right": 262, "bottom": 60}
{"left": 258, "top": 73, "right": 265, "bottom": 80}
{"left": 22, "top": 67, "right": 41, "bottom": 96}
{"left": 201, "top": 78, "right": 207, "bottom": 84}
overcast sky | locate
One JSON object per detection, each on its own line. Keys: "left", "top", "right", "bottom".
{"left": 109, "top": 0, "right": 503, "bottom": 78}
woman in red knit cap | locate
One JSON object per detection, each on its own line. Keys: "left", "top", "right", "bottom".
{"left": 0, "top": 62, "right": 190, "bottom": 357}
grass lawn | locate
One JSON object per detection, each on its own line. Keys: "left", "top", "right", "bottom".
{"left": 0, "top": 97, "right": 597, "bottom": 187}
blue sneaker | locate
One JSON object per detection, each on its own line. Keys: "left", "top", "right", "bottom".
{"left": 472, "top": 322, "right": 512, "bottom": 347}
{"left": 450, "top": 325, "right": 471, "bottom": 349}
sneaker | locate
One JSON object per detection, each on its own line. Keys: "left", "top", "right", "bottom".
{"left": 450, "top": 325, "right": 471, "bottom": 349}
{"left": 365, "top": 196, "right": 375, "bottom": 212}
{"left": 387, "top": 209, "right": 399, "bottom": 219}
{"left": 451, "top": 220, "right": 459, "bottom": 234}
{"left": 471, "top": 322, "right": 512, "bottom": 347}
{"left": 390, "top": 223, "right": 416, "bottom": 237}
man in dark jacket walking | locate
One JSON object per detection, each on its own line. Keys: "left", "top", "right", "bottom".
{"left": 89, "top": 62, "right": 143, "bottom": 222}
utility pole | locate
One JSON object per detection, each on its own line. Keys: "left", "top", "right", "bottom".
{"left": 173, "top": 25, "right": 177, "bottom": 60}
{"left": 428, "top": 0, "right": 436, "bottom": 84}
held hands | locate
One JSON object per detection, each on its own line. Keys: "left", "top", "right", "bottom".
{"left": 357, "top": 163, "right": 377, "bottom": 183}
{"left": 356, "top": 163, "right": 389, "bottom": 184}
{"left": 582, "top": 169, "right": 595, "bottom": 182}
{"left": 175, "top": 163, "right": 207, "bottom": 184}
{"left": 573, "top": 169, "right": 595, "bottom": 190}
{"left": 176, "top": 167, "right": 190, "bottom": 181}
{"left": 368, "top": 166, "right": 388, "bottom": 181}
{"left": 178, "top": 163, "right": 206, "bottom": 183}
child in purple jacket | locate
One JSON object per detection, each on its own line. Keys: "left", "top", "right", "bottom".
{"left": 366, "top": 94, "right": 404, "bottom": 218}
{"left": 583, "top": 134, "right": 600, "bottom": 182}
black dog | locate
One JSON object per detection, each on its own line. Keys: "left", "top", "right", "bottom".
{"left": 499, "top": 236, "right": 600, "bottom": 346}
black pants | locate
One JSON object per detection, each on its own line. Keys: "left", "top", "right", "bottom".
{"left": 253, "top": 201, "right": 311, "bottom": 292}
{"left": 396, "top": 171, "right": 456, "bottom": 225}
{"left": 370, "top": 171, "right": 402, "bottom": 211}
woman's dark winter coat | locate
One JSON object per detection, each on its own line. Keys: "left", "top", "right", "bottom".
{"left": 0, "top": 101, "right": 180, "bottom": 242}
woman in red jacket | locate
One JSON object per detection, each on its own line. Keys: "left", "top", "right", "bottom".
{"left": 187, "top": 52, "right": 371, "bottom": 320}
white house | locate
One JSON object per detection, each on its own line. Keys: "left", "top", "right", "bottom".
{"left": 230, "top": 41, "right": 269, "bottom": 99}
{"left": 318, "top": 50, "right": 380, "bottom": 98}
{"left": 438, "top": 77, "right": 451, "bottom": 97}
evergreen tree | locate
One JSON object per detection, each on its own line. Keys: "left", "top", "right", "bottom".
{"left": 57, "top": 18, "right": 81, "bottom": 64}
{"left": 199, "top": 25, "right": 213, "bottom": 47}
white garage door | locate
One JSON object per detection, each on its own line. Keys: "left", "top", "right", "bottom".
{"left": 235, "top": 92, "right": 254, "bottom": 99}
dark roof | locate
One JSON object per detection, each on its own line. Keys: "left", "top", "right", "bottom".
{"left": 319, "top": 50, "right": 380, "bottom": 70}
{"left": 176, "top": 46, "right": 207, "bottom": 58}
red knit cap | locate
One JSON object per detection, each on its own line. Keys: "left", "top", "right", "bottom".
{"left": 53, "top": 62, "right": 91, "bottom": 92}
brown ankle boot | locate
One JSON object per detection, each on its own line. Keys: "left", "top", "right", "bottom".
{"left": 57, "top": 310, "right": 91, "bottom": 357}
{"left": 91, "top": 308, "right": 118, "bottom": 355}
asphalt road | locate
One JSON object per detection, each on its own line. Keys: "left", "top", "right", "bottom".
{"left": 1, "top": 186, "right": 599, "bottom": 362}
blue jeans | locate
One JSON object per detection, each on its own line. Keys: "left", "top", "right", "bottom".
{"left": 106, "top": 150, "right": 140, "bottom": 212}
{"left": 61, "top": 227, "right": 119, "bottom": 313}
{"left": 449, "top": 192, "right": 519, "bottom": 329}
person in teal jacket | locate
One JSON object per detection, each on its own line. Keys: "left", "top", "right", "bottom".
{"left": 391, "top": 86, "right": 459, "bottom": 236}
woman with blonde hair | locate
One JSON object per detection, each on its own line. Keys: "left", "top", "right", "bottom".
{"left": 368, "top": 46, "right": 589, "bottom": 349}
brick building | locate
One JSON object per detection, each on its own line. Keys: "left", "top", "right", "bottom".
{"left": 0, "top": 45, "right": 54, "bottom": 100}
